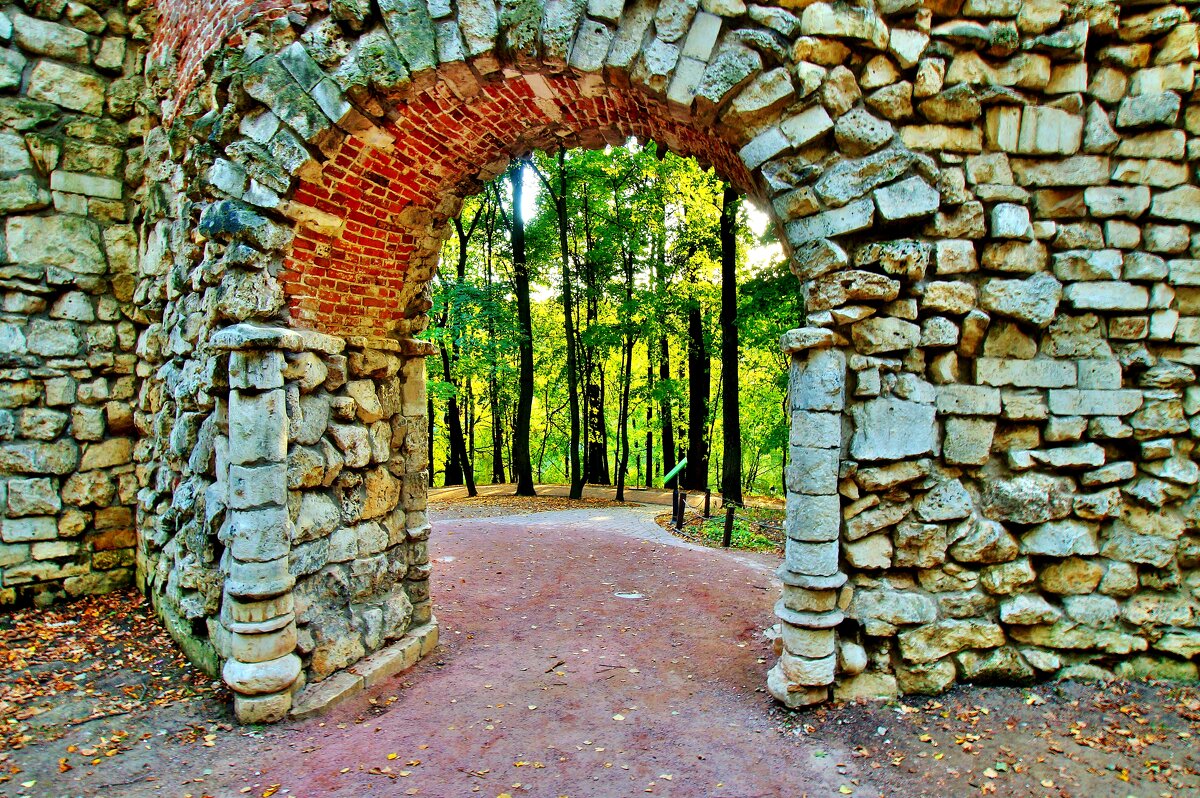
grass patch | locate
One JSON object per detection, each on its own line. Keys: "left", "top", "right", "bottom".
{"left": 659, "top": 503, "right": 784, "bottom": 553}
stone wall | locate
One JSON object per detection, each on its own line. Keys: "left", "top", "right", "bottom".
{"left": 197, "top": 325, "right": 436, "bottom": 721}
{"left": 760, "top": 1, "right": 1200, "bottom": 704}
{"left": 4, "top": 0, "right": 1195, "bottom": 721}
{"left": 0, "top": 1, "right": 153, "bottom": 607}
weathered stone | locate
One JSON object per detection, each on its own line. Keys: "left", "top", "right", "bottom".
{"left": 874, "top": 176, "right": 940, "bottom": 222}
{"left": 7, "top": 215, "right": 105, "bottom": 275}
{"left": 26, "top": 61, "right": 105, "bottom": 116}
{"left": 845, "top": 534, "right": 893, "bottom": 569}
{"left": 1116, "top": 92, "right": 1180, "bottom": 129}
{"left": 851, "top": 317, "right": 919, "bottom": 355}
{"left": 982, "top": 473, "right": 1073, "bottom": 524}
{"left": 1038, "top": 557, "right": 1103, "bottom": 595}
{"left": 806, "top": 269, "right": 899, "bottom": 311}
{"left": 898, "top": 619, "right": 1005, "bottom": 664}
{"left": 850, "top": 397, "right": 936, "bottom": 461}
{"left": 943, "top": 417, "right": 995, "bottom": 466}
{"left": 979, "top": 273, "right": 1062, "bottom": 327}
{"left": 786, "top": 198, "right": 874, "bottom": 246}
{"left": 1021, "top": 520, "right": 1099, "bottom": 558}
{"left": 13, "top": 14, "right": 89, "bottom": 63}
{"left": 1000, "top": 593, "right": 1061, "bottom": 625}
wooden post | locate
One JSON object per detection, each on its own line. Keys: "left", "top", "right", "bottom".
{"left": 704, "top": 489, "right": 711, "bottom": 518}
{"left": 722, "top": 503, "right": 734, "bottom": 548}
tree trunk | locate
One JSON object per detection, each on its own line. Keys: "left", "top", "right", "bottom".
{"left": 427, "top": 396, "right": 435, "bottom": 487}
{"left": 613, "top": 177, "right": 636, "bottom": 502}
{"left": 543, "top": 150, "right": 584, "bottom": 499}
{"left": 719, "top": 184, "right": 743, "bottom": 506}
{"left": 510, "top": 160, "right": 537, "bottom": 496}
{"left": 685, "top": 283, "right": 710, "bottom": 491}
{"left": 645, "top": 357, "right": 654, "bottom": 488}
{"left": 581, "top": 193, "right": 609, "bottom": 485}
{"left": 483, "top": 186, "right": 506, "bottom": 485}
{"left": 659, "top": 335, "right": 676, "bottom": 487}
{"left": 441, "top": 344, "right": 476, "bottom": 495}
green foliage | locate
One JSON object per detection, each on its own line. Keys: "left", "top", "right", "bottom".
{"left": 427, "top": 140, "right": 791, "bottom": 493}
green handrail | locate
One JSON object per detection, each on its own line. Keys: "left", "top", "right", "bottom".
{"left": 663, "top": 457, "right": 688, "bottom": 485}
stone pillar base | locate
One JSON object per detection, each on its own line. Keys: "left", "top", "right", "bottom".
{"left": 235, "top": 691, "right": 293, "bottom": 724}
{"left": 290, "top": 619, "right": 440, "bottom": 720}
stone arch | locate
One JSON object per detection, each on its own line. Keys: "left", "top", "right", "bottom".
{"left": 146, "top": 0, "right": 878, "bottom": 722}
{"left": 131, "top": 0, "right": 1200, "bottom": 723}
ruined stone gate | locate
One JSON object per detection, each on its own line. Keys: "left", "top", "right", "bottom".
{"left": 0, "top": 0, "right": 1199, "bottom": 722}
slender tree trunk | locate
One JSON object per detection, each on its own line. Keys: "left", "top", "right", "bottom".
{"left": 439, "top": 212, "right": 482, "bottom": 493}
{"left": 467, "top": 376, "right": 476, "bottom": 477}
{"left": 510, "top": 161, "right": 537, "bottom": 496}
{"left": 485, "top": 191, "right": 505, "bottom": 484}
{"left": 542, "top": 150, "right": 584, "bottom": 499}
{"left": 427, "top": 396, "right": 435, "bottom": 487}
{"left": 645, "top": 357, "right": 654, "bottom": 487}
{"left": 597, "top": 368, "right": 611, "bottom": 484}
{"left": 685, "top": 283, "right": 710, "bottom": 491}
{"left": 441, "top": 344, "right": 476, "bottom": 495}
{"left": 614, "top": 178, "right": 635, "bottom": 503}
{"left": 659, "top": 335, "right": 676, "bottom": 486}
{"left": 581, "top": 194, "right": 609, "bottom": 485}
{"left": 719, "top": 184, "right": 743, "bottom": 506}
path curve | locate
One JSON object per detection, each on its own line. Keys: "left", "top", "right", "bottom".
{"left": 243, "top": 505, "right": 869, "bottom": 797}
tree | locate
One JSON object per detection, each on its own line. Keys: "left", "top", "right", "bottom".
{"left": 719, "top": 183, "right": 743, "bottom": 506}
{"left": 530, "top": 149, "right": 585, "bottom": 499}
{"left": 438, "top": 204, "right": 483, "bottom": 495}
{"left": 510, "top": 159, "right": 537, "bottom": 496}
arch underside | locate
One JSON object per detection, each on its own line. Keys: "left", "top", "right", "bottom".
{"left": 283, "top": 71, "right": 756, "bottom": 338}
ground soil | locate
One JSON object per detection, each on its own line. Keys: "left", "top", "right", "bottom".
{"left": 2, "top": 498, "right": 1198, "bottom": 798}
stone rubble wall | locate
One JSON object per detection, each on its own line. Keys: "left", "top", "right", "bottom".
{"left": 40, "top": 0, "right": 1200, "bottom": 720}
{"left": 200, "top": 324, "right": 434, "bottom": 722}
{"left": 0, "top": 0, "right": 154, "bottom": 607}
{"left": 765, "top": 1, "right": 1200, "bottom": 702}
{"left": 281, "top": 336, "right": 434, "bottom": 695}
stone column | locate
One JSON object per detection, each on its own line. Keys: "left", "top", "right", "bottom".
{"left": 398, "top": 341, "right": 435, "bottom": 627}
{"left": 214, "top": 325, "right": 302, "bottom": 723}
{"left": 768, "top": 330, "right": 847, "bottom": 707}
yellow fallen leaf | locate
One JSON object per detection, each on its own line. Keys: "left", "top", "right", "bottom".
{"left": 839, "top": 787, "right": 853, "bottom": 795}
{"left": 388, "top": 753, "right": 399, "bottom": 760}
{"left": 613, "top": 714, "right": 625, "bottom": 721}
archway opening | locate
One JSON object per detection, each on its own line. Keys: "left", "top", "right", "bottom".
{"left": 426, "top": 141, "right": 798, "bottom": 520}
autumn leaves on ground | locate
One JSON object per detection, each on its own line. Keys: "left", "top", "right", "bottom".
{"left": 3, "top": 498, "right": 1200, "bottom": 798}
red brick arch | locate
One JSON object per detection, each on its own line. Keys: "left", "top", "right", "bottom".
{"left": 280, "top": 73, "right": 756, "bottom": 337}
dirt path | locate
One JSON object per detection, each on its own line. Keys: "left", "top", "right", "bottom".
{"left": 4, "top": 505, "right": 1198, "bottom": 798}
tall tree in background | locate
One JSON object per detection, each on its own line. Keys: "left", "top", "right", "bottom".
{"left": 684, "top": 249, "right": 711, "bottom": 491}
{"left": 440, "top": 205, "right": 482, "bottom": 495}
{"left": 609, "top": 159, "right": 636, "bottom": 501}
{"left": 531, "top": 150, "right": 584, "bottom": 499}
{"left": 484, "top": 182, "right": 507, "bottom": 484}
{"left": 579, "top": 189, "right": 611, "bottom": 485}
{"left": 510, "top": 159, "right": 537, "bottom": 496}
{"left": 719, "top": 184, "right": 743, "bottom": 506}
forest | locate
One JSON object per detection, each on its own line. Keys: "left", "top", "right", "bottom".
{"left": 426, "top": 141, "right": 802, "bottom": 503}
